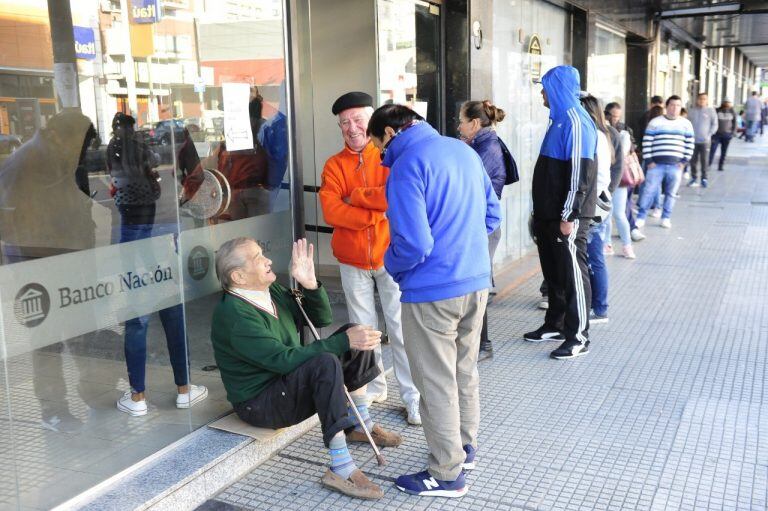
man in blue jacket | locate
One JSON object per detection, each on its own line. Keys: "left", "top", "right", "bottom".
{"left": 367, "top": 104, "right": 501, "bottom": 498}
{"left": 524, "top": 65, "right": 598, "bottom": 360}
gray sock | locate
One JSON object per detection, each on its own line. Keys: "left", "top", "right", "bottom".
{"left": 329, "top": 434, "right": 357, "bottom": 480}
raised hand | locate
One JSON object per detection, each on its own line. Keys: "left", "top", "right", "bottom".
{"left": 290, "top": 238, "right": 318, "bottom": 289}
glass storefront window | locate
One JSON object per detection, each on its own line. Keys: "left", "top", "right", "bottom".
{"left": 0, "top": 0, "right": 293, "bottom": 507}
{"left": 377, "top": 0, "right": 442, "bottom": 130}
{"left": 492, "top": 0, "right": 571, "bottom": 262}
{"left": 588, "top": 24, "right": 627, "bottom": 109}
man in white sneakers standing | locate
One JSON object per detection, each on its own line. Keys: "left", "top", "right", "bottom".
{"left": 319, "top": 92, "right": 421, "bottom": 425}
{"left": 636, "top": 95, "right": 694, "bottom": 230}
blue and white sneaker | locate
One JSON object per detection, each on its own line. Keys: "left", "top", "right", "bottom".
{"left": 462, "top": 444, "right": 476, "bottom": 470}
{"left": 395, "top": 470, "right": 467, "bottom": 498}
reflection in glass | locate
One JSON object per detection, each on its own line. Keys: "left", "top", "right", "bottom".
{"left": 378, "top": 0, "right": 442, "bottom": 130}
{"left": 0, "top": 110, "right": 98, "bottom": 262}
{"left": 106, "top": 111, "right": 202, "bottom": 416}
{"left": 588, "top": 27, "right": 627, "bottom": 108}
{"left": 181, "top": 86, "right": 288, "bottom": 222}
{"left": 0, "top": 0, "right": 293, "bottom": 507}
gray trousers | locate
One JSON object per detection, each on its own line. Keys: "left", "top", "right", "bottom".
{"left": 690, "top": 142, "right": 710, "bottom": 181}
{"left": 401, "top": 290, "right": 488, "bottom": 480}
{"left": 338, "top": 263, "right": 419, "bottom": 407}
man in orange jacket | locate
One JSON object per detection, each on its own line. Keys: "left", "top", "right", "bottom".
{"left": 319, "top": 92, "right": 421, "bottom": 425}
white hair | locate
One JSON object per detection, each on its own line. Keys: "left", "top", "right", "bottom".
{"left": 337, "top": 106, "right": 374, "bottom": 123}
{"left": 215, "top": 237, "right": 255, "bottom": 289}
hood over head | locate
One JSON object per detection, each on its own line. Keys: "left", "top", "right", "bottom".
{"left": 541, "top": 65, "right": 581, "bottom": 118}
{"left": 0, "top": 109, "right": 98, "bottom": 254}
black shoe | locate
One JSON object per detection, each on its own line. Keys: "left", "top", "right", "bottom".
{"left": 523, "top": 325, "right": 564, "bottom": 343}
{"left": 479, "top": 339, "right": 493, "bottom": 359}
{"left": 718, "top": 166, "right": 724, "bottom": 171}
{"left": 550, "top": 339, "right": 589, "bottom": 360}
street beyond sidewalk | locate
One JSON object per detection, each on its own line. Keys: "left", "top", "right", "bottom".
{"left": 200, "top": 134, "right": 768, "bottom": 511}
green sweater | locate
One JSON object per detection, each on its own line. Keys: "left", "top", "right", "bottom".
{"left": 210, "top": 282, "right": 350, "bottom": 404}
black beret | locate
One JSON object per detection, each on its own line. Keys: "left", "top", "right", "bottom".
{"left": 331, "top": 91, "right": 373, "bottom": 115}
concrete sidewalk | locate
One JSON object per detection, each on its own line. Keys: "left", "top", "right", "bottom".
{"left": 199, "top": 134, "right": 768, "bottom": 511}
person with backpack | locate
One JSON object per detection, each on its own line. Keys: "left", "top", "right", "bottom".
{"left": 458, "top": 100, "right": 519, "bottom": 359}
{"left": 107, "top": 112, "right": 208, "bottom": 416}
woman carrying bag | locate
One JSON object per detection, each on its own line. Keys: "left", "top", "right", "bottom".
{"left": 458, "top": 100, "right": 519, "bottom": 359}
{"left": 613, "top": 130, "right": 644, "bottom": 259}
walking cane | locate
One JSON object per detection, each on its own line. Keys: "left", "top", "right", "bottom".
{"left": 290, "top": 290, "right": 386, "bottom": 466}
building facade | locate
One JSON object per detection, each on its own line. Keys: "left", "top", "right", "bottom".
{"left": 0, "top": 0, "right": 764, "bottom": 508}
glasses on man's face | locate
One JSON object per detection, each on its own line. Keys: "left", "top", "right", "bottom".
{"left": 339, "top": 116, "right": 368, "bottom": 130}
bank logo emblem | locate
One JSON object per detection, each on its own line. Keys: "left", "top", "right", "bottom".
{"left": 188, "top": 246, "right": 210, "bottom": 281}
{"left": 14, "top": 283, "right": 51, "bottom": 327}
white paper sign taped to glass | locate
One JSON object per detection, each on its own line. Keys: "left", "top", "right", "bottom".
{"left": 222, "top": 82, "right": 254, "bottom": 152}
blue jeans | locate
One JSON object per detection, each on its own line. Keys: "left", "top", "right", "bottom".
{"left": 639, "top": 164, "right": 662, "bottom": 210}
{"left": 626, "top": 187, "right": 637, "bottom": 230}
{"left": 611, "top": 186, "right": 632, "bottom": 246}
{"left": 746, "top": 120, "right": 757, "bottom": 141}
{"left": 119, "top": 205, "right": 188, "bottom": 393}
{"left": 637, "top": 163, "right": 681, "bottom": 221}
{"left": 125, "top": 304, "right": 188, "bottom": 393}
{"left": 586, "top": 221, "right": 609, "bottom": 316}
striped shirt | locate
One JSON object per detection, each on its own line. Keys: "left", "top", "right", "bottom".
{"left": 642, "top": 116, "right": 694, "bottom": 165}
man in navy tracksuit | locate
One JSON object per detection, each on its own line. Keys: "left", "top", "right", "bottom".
{"left": 366, "top": 104, "right": 501, "bottom": 497}
{"left": 524, "top": 66, "right": 598, "bottom": 360}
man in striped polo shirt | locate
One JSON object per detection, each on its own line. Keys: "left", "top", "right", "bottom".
{"left": 636, "top": 95, "right": 694, "bottom": 230}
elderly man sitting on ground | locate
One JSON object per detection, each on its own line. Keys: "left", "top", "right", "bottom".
{"left": 211, "top": 237, "right": 402, "bottom": 499}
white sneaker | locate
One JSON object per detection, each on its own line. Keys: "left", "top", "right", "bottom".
{"left": 406, "top": 400, "right": 422, "bottom": 426}
{"left": 635, "top": 218, "right": 646, "bottom": 228}
{"left": 630, "top": 228, "right": 646, "bottom": 242}
{"left": 176, "top": 384, "right": 209, "bottom": 409}
{"left": 370, "top": 391, "right": 388, "bottom": 404}
{"left": 117, "top": 390, "right": 148, "bottom": 417}
{"left": 660, "top": 219, "right": 672, "bottom": 229}
{"left": 650, "top": 209, "right": 662, "bottom": 218}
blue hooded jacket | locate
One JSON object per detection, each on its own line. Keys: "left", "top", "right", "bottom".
{"left": 532, "top": 66, "right": 598, "bottom": 221}
{"left": 382, "top": 121, "right": 501, "bottom": 303}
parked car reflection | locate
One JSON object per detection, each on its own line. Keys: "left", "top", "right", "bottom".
{"left": 138, "top": 119, "right": 186, "bottom": 146}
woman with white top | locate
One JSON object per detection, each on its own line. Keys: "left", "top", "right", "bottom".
{"left": 579, "top": 94, "right": 621, "bottom": 323}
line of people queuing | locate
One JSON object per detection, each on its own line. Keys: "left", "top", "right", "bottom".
{"left": 206, "top": 69, "right": 761, "bottom": 501}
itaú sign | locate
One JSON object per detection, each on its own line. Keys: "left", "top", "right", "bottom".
{"left": 73, "top": 26, "right": 96, "bottom": 60}
{"left": 131, "top": 0, "right": 162, "bottom": 24}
